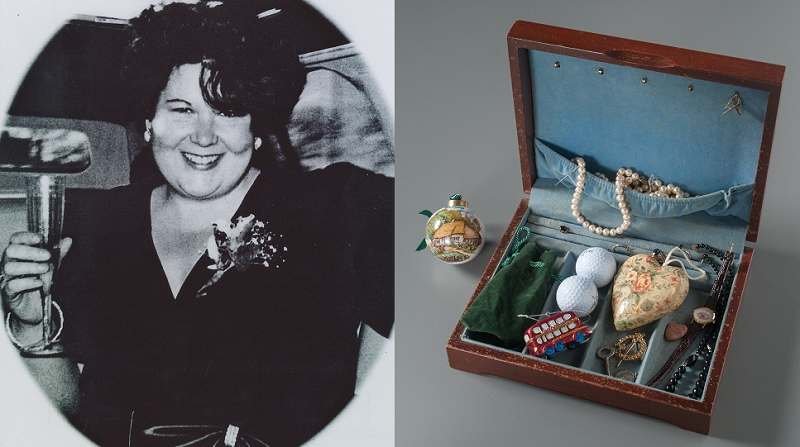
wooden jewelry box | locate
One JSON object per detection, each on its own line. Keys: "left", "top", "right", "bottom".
{"left": 446, "top": 21, "right": 784, "bottom": 434}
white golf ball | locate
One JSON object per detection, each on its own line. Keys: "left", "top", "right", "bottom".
{"left": 556, "top": 275, "right": 598, "bottom": 316}
{"left": 576, "top": 247, "right": 617, "bottom": 288}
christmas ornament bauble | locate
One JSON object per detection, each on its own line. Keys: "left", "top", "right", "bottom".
{"left": 424, "top": 194, "right": 485, "bottom": 264}
{"left": 575, "top": 247, "right": 617, "bottom": 288}
{"left": 556, "top": 275, "right": 598, "bottom": 316}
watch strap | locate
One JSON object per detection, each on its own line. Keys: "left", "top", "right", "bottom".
{"left": 646, "top": 248, "right": 734, "bottom": 388}
{"left": 646, "top": 320, "right": 703, "bottom": 387}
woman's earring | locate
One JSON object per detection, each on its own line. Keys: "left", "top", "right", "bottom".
{"left": 144, "top": 128, "right": 152, "bottom": 143}
{"left": 254, "top": 137, "right": 262, "bottom": 150}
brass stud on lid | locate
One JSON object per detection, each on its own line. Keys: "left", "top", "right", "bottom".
{"left": 688, "top": 85, "right": 694, "bottom": 92}
{"left": 554, "top": 61, "right": 561, "bottom": 68}
{"left": 642, "top": 77, "right": 648, "bottom": 84}
{"left": 597, "top": 67, "right": 604, "bottom": 75}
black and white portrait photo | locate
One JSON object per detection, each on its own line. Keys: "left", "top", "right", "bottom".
{"left": 0, "top": 1, "right": 394, "bottom": 446}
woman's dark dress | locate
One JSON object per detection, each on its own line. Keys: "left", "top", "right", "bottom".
{"left": 58, "top": 163, "right": 393, "bottom": 447}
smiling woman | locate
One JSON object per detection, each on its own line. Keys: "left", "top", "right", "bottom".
{"left": 149, "top": 64, "right": 259, "bottom": 200}
{"left": 147, "top": 64, "right": 263, "bottom": 277}
{"left": 0, "top": 1, "right": 393, "bottom": 446}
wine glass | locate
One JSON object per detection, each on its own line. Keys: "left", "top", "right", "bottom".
{"left": 24, "top": 175, "right": 66, "bottom": 355}
{"left": 1, "top": 127, "right": 90, "bottom": 355}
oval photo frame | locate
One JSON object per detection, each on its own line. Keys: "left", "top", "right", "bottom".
{"left": 0, "top": 1, "right": 394, "bottom": 446}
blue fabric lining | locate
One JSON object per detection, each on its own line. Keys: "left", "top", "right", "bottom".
{"left": 534, "top": 139, "right": 754, "bottom": 220}
{"left": 523, "top": 48, "right": 768, "bottom": 253}
{"left": 529, "top": 50, "right": 767, "bottom": 196}
{"left": 531, "top": 139, "right": 750, "bottom": 251}
{"left": 528, "top": 177, "right": 748, "bottom": 253}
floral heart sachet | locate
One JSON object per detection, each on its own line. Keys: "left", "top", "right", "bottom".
{"left": 611, "top": 254, "right": 690, "bottom": 331}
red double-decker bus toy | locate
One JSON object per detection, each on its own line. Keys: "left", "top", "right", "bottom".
{"left": 523, "top": 311, "right": 593, "bottom": 358}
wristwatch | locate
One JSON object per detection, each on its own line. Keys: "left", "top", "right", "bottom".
{"left": 646, "top": 249, "right": 734, "bottom": 388}
{"left": 691, "top": 307, "right": 715, "bottom": 326}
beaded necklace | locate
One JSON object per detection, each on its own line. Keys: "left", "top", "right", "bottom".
{"left": 663, "top": 244, "right": 734, "bottom": 399}
{"left": 571, "top": 159, "right": 692, "bottom": 237}
{"left": 570, "top": 158, "right": 631, "bottom": 237}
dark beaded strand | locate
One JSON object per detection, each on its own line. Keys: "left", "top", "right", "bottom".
{"left": 664, "top": 244, "right": 735, "bottom": 399}
{"left": 693, "top": 243, "right": 725, "bottom": 261}
{"left": 693, "top": 243, "right": 725, "bottom": 276}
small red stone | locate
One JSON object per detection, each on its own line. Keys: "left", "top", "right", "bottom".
{"left": 665, "top": 323, "right": 688, "bottom": 341}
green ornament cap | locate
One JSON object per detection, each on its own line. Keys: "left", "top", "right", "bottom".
{"left": 448, "top": 194, "right": 467, "bottom": 208}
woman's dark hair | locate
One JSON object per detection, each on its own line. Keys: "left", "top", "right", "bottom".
{"left": 122, "top": 0, "right": 307, "bottom": 180}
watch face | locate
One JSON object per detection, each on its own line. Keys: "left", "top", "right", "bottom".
{"left": 693, "top": 307, "right": 715, "bottom": 325}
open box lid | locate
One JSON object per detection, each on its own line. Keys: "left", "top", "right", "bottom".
{"left": 508, "top": 21, "right": 784, "bottom": 248}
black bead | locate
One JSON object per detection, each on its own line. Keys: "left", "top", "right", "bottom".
{"left": 669, "top": 378, "right": 678, "bottom": 385}
{"left": 696, "top": 380, "right": 704, "bottom": 388}
{"left": 692, "top": 387, "right": 700, "bottom": 395}
{"left": 699, "top": 372, "right": 706, "bottom": 381}
{"left": 678, "top": 365, "right": 686, "bottom": 373}
{"left": 702, "top": 366, "right": 709, "bottom": 373}
{"left": 665, "top": 384, "right": 675, "bottom": 392}
{"left": 675, "top": 372, "right": 683, "bottom": 380}
{"left": 686, "top": 354, "right": 698, "bottom": 366}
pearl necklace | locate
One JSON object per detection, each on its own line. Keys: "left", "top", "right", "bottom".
{"left": 571, "top": 158, "right": 631, "bottom": 237}
{"left": 616, "top": 168, "right": 690, "bottom": 199}
{"left": 571, "top": 160, "right": 693, "bottom": 236}
{"left": 596, "top": 169, "right": 691, "bottom": 198}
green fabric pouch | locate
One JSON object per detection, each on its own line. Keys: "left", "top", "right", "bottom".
{"left": 461, "top": 240, "right": 556, "bottom": 351}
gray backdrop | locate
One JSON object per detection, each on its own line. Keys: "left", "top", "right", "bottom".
{"left": 395, "top": 0, "right": 800, "bottom": 446}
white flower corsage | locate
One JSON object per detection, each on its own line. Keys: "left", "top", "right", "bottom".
{"left": 197, "top": 214, "right": 287, "bottom": 297}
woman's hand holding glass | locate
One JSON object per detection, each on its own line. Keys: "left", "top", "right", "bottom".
{"left": 1, "top": 232, "right": 71, "bottom": 345}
